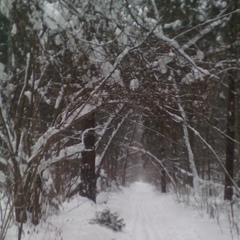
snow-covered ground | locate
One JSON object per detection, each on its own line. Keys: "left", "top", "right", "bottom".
{"left": 6, "top": 182, "right": 238, "bottom": 240}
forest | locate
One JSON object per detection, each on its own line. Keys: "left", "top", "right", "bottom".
{"left": 0, "top": 0, "right": 239, "bottom": 239}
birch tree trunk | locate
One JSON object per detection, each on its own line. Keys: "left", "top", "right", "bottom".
{"left": 172, "top": 80, "right": 200, "bottom": 192}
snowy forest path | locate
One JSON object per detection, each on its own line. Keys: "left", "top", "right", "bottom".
{"left": 107, "top": 182, "right": 229, "bottom": 240}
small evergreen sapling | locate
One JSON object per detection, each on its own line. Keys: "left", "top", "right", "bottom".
{"left": 93, "top": 209, "right": 125, "bottom": 231}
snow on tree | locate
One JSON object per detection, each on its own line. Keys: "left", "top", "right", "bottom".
{"left": 0, "top": 2, "right": 240, "bottom": 240}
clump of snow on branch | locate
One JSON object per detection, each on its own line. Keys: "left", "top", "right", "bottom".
{"left": 164, "top": 20, "right": 182, "bottom": 29}
{"left": 0, "top": 63, "right": 6, "bottom": 82}
{"left": 0, "top": 0, "right": 12, "bottom": 18}
{"left": 181, "top": 67, "right": 210, "bottom": 84}
{"left": 42, "top": 2, "right": 67, "bottom": 30}
{"left": 24, "top": 91, "right": 32, "bottom": 102}
{"left": 130, "top": 79, "right": 139, "bottom": 91}
{"left": 101, "top": 62, "right": 124, "bottom": 87}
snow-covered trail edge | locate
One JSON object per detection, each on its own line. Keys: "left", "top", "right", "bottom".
{"left": 6, "top": 182, "right": 235, "bottom": 240}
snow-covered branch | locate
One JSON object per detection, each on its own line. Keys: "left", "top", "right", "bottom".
{"left": 38, "top": 142, "right": 85, "bottom": 173}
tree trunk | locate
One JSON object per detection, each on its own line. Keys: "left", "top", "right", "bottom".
{"left": 80, "top": 113, "right": 96, "bottom": 202}
{"left": 161, "top": 166, "right": 167, "bottom": 193}
{"left": 224, "top": 72, "right": 235, "bottom": 200}
{"left": 13, "top": 159, "right": 27, "bottom": 223}
{"left": 122, "top": 121, "right": 137, "bottom": 186}
{"left": 31, "top": 175, "right": 42, "bottom": 225}
{"left": 122, "top": 157, "right": 128, "bottom": 186}
{"left": 236, "top": 80, "right": 240, "bottom": 187}
{"left": 224, "top": 0, "right": 239, "bottom": 200}
{"left": 14, "top": 184, "right": 27, "bottom": 223}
